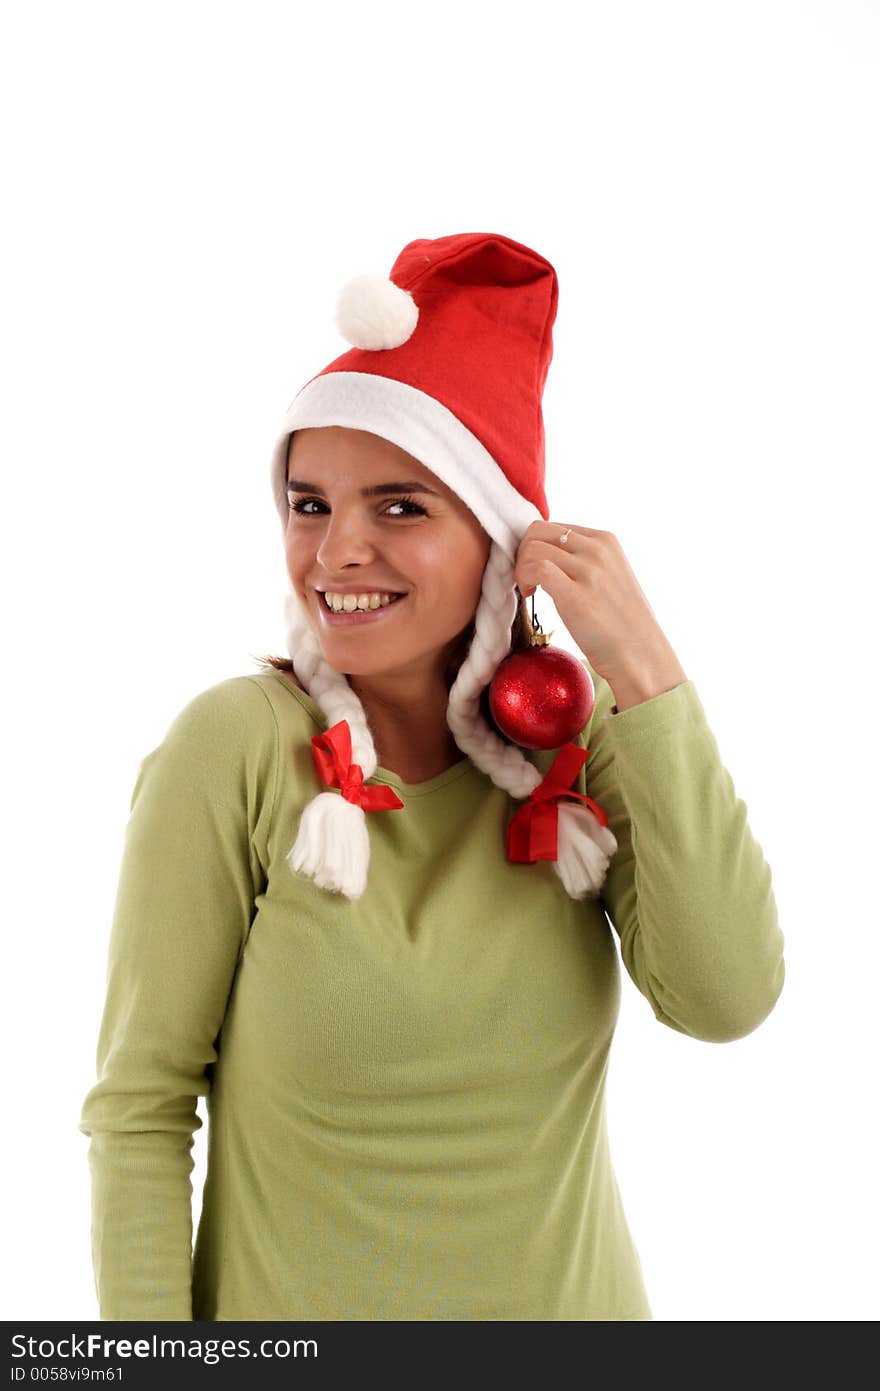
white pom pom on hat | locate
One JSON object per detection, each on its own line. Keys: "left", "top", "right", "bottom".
{"left": 333, "top": 272, "right": 419, "bottom": 351}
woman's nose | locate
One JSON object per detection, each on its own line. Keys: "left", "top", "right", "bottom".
{"left": 315, "top": 510, "right": 378, "bottom": 568}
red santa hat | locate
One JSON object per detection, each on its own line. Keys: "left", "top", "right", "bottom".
{"left": 269, "top": 231, "right": 617, "bottom": 901}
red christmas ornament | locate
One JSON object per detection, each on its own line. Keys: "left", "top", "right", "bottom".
{"left": 488, "top": 603, "right": 595, "bottom": 750}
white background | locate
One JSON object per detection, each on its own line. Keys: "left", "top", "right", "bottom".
{"left": 3, "top": 0, "right": 878, "bottom": 1323}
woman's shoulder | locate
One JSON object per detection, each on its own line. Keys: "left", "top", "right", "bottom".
{"left": 134, "top": 674, "right": 280, "bottom": 807}
{"left": 246, "top": 664, "right": 306, "bottom": 698}
{"left": 239, "top": 667, "right": 320, "bottom": 731}
{"left": 162, "top": 671, "right": 277, "bottom": 731}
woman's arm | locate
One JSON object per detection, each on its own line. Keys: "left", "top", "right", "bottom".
{"left": 579, "top": 659, "right": 785, "bottom": 1042}
{"left": 78, "top": 676, "right": 278, "bottom": 1320}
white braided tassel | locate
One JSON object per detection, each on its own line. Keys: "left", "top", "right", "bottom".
{"left": 288, "top": 791, "right": 372, "bottom": 900}
{"left": 553, "top": 801, "right": 618, "bottom": 899}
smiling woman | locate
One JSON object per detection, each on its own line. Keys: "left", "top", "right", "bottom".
{"left": 79, "top": 231, "right": 784, "bottom": 1325}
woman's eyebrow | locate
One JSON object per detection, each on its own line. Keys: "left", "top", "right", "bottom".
{"left": 286, "top": 478, "right": 442, "bottom": 497}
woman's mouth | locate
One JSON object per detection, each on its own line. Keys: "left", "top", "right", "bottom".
{"left": 317, "top": 591, "right": 409, "bottom": 627}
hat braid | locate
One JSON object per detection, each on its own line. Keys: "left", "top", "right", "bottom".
{"left": 445, "top": 542, "right": 617, "bottom": 899}
{"left": 282, "top": 590, "right": 382, "bottom": 899}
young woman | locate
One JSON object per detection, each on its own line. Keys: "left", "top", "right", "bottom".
{"left": 79, "top": 231, "right": 785, "bottom": 1321}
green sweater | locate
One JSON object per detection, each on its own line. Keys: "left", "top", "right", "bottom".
{"left": 78, "top": 662, "right": 784, "bottom": 1321}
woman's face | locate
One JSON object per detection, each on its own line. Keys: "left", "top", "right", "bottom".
{"left": 284, "top": 426, "right": 492, "bottom": 681}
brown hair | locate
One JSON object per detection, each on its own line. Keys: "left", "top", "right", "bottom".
{"left": 251, "top": 589, "right": 538, "bottom": 747}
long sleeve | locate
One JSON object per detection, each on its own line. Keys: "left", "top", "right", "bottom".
{"left": 579, "top": 659, "right": 785, "bottom": 1043}
{"left": 78, "top": 676, "right": 278, "bottom": 1320}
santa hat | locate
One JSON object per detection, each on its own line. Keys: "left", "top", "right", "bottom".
{"left": 268, "top": 231, "right": 617, "bottom": 901}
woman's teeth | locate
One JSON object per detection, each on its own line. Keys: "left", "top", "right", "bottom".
{"left": 322, "top": 591, "right": 405, "bottom": 613}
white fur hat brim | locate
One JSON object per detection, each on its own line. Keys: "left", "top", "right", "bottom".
{"left": 269, "top": 371, "right": 544, "bottom": 564}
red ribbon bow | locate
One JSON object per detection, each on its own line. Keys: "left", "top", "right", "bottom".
{"left": 507, "top": 742, "right": 609, "bottom": 864}
{"left": 310, "top": 719, "right": 405, "bottom": 811}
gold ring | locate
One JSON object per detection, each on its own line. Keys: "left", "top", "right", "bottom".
{"left": 558, "top": 528, "right": 571, "bottom": 545}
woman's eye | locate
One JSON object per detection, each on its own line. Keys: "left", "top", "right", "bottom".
{"left": 385, "top": 496, "right": 427, "bottom": 517}
{"left": 286, "top": 496, "right": 427, "bottom": 518}
{"left": 286, "top": 498, "right": 322, "bottom": 514}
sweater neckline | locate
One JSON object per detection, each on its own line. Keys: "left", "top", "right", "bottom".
{"left": 265, "top": 669, "right": 480, "bottom": 797}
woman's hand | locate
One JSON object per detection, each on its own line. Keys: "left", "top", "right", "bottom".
{"left": 515, "top": 522, "right": 688, "bottom": 699}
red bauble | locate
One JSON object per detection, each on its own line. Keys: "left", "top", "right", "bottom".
{"left": 488, "top": 644, "right": 595, "bottom": 750}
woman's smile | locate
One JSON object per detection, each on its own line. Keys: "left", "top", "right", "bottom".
{"left": 316, "top": 590, "right": 411, "bottom": 627}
